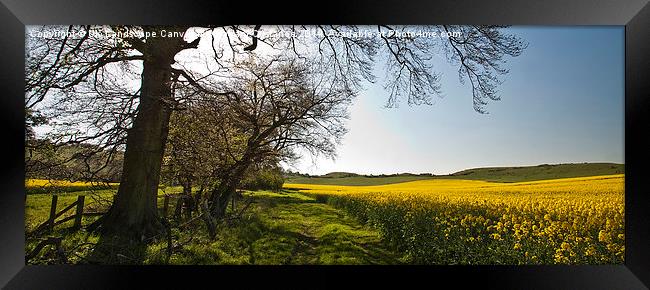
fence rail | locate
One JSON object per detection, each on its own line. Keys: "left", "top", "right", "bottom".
{"left": 26, "top": 192, "right": 248, "bottom": 264}
{"left": 29, "top": 195, "right": 87, "bottom": 238}
{"left": 29, "top": 193, "right": 204, "bottom": 239}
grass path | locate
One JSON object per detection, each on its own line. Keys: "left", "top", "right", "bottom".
{"left": 236, "top": 190, "right": 402, "bottom": 265}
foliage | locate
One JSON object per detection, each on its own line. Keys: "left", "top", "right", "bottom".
{"left": 240, "top": 169, "right": 285, "bottom": 191}
{"left": 26, "top": 140, "right": 124, "bottom": 183}
{"left": 160, "top": 102, "right": 239, "bottom": 189}
{"left": 285, "top": 174, "right": 625, "bottom": 264}
{"left": 321, "top": 172, "right": 361, "bottom": 178}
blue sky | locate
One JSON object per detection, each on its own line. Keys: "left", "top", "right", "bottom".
{"left": 288, "top": 26, "right": 625, "bottom": 175}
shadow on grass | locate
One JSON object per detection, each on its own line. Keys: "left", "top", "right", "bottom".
{"left": 62, "top": 189, "right": 403, "bottom": 265}
{"left": 240, "top": 190, "right": 402, "bottom": 265}
{"left": 85, "top": 234, "right": 148, "bottom": 265}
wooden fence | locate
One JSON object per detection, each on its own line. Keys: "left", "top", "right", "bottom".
{"left": 29, "top": 195, "right": 88, "bottom": 237}
{"left": 160, "top": 190, "right": 244, "bottom": 220}
{"left": 30, "top": 194, "right": 204, "bottom": 238}
{"left": 32, "top": 191, "right": 247, "bottom": 234}
{"left": 161, "top": 194, "right": 200, "bottom": 220}
{"left": 27, "top": 194, "right": 185, "bottom": 263}
{"left": 27, "top": 192, "right": 247, "bottom": 263}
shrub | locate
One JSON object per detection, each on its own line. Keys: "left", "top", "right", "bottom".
{"left": 240, "top": 169, "right": 284, "bottom": 191}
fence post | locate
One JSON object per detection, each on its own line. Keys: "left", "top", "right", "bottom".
{"left": 72, "top": 195, "right": 85, "bottom": 230}
{"left": 162, "top": 195, "right": 170, "bottom": 218}
{"left": 185, "top": 197, "right": 191, "bottom": 218}
{"left": 48, "top": 195, "right": 58, "bottom": 233}
{"left": 174, "top": 196, "right": 183, "bottom": 220}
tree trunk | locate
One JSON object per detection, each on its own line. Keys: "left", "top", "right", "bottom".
{"left": 211, "top": 176, "right": 240, "bottom": 219}
{"left": 200, "top": 198, "right": 217, "bottom": 239}
{"left": 210, "top": 162, "right": 250, "bottom": 219}
{"left": 99, "top": 28, "right": 185, "bottom": 241}
{"left": 195, "top": 184, "right": 204, "bottom": 211}
{"left": 182, "top": 179, "right": 193, "bottom": 219}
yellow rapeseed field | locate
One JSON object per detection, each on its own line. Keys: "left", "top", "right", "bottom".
{"left": 284, "top": 174, "right": 624, "bottom": 265}
{"left": 25, "top": 179, "right": 119, "bottom": 194}
{"left": 25, "top": 179, "right": 102, "bottom": 188}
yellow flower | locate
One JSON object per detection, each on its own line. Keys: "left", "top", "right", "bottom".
{"left": 560, "top": 242, "right": 570, "bottom": 250}
{"left": 283, "top": 174, "right": 624, "bottom": 264}
{"left": 598, "top": 230, "right": 608, "bottom": 243}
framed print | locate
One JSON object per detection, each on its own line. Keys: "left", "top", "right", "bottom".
{"left": 1, "top": 0, "right": 649, "bottom": 288}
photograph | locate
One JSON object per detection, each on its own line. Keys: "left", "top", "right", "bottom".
{"left": 23, "top": 25, "right": 627, "bottom": 266}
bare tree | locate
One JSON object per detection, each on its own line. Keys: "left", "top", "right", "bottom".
{"left": 161, "top": 54, "right": 353, "bottom": 230}
{"left": 189, "top": 56, "right": 354, "bottom": 219}
{"left": 25, "top": 25, "right": 526, "bottom": 246}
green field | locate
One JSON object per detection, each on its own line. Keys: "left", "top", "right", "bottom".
{"left": 286, "top": 175, "right": 437, "bottom": 186}
{"left": 287, "top": 163, "right": 624, "bottom": 185}
{"left": 25, "top": 187, "right": 182, "bottom": 232}
{"left": 444, "top": 163, "right": 624, "bottom": 183}
{"left": 25, "top": 190, "right": 401, "bottom": 264}
{"left": 25, "top": 162, "right": 624, "bottom": 264}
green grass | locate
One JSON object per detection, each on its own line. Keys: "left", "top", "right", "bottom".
{"left": 25, "top": 186, "right": 183, "bottom": 232}
{"left": 443, "top": 162, "right": 624, "bottom": 183}
{"left": 286, "top": 175, "right": 436, "bottom": 186}
{"left": 25, "top": 190, "right": 114, "bottom": 232}
{"left": 25, "top": 190, "right": 109, "bottom": 264}
{"left": 287, "top": 163, "right": 624, "bottom": 185}
{"left": 25, "top": 188, "right": 402, "bottom": 265}
{"left": 147, "top": 190, "right": 402, "bottom": 265}
{"left": 25, "top": 186, "right": 187, "bottom": 264}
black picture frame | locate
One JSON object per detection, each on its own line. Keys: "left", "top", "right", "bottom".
{"left": 1, "top": 0, "right": 648, "bottom": 288}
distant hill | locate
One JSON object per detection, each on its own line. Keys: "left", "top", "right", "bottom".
{"left": 444, "top": 163, "right": 624, "bottom": 183}
{"left": 321, "top": 172, "right": 360, "bottom": 178}
{"left": 285, "top": 163, "right": 624, "bottom": 186}
{"left": 285, "top": 172, "right": 436, "bottom": 186}
{"left": 285, "top": 175, "right": 437, "bottom": 186}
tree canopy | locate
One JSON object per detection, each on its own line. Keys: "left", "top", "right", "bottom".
{"left": 25, "top": 25, "right": 526, "bottom": 254}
